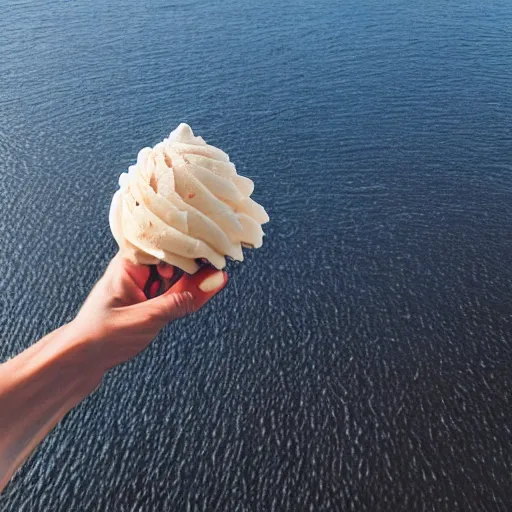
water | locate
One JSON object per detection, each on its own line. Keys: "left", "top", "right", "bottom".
{"left": 1, "top": 0, "right": 512, "bottom": 509}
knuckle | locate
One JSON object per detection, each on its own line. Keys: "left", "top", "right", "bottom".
{"left": 170, "top": 292, "right": 195, "bottom": 319}
{"left": 146, "top": 292, "right": 195, "bottom": 325}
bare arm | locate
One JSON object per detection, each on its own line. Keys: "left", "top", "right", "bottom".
{"left": 0, "top": 255, "right": 227, "bottom": 492}
{"left": 0, "top": 324, "right": 102, "bottom": 491}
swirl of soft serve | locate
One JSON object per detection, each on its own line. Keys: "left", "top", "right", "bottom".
{"left": 109, "top": 123, "right": 269, "bottom": 274}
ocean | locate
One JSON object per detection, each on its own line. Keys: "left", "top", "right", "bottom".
{"left": 1, "top": 0, "right": 512, "bottom": 510}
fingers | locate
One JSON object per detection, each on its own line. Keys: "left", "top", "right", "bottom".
{"left": 156, "top": 291, "right": 196, "bottom": 321}
{"left": 113, "top": 253, "right": 151, "bottom": 290}
{"left": 157, "top": 261, "right": 175, "bottom": 279}
{"left": 111, "top": 255, "right": 172, "bottom": 295}
{"left": 134, "top": 266, "right": 228, "bottom": 325}
{"left": 168, "top": 267, "right": 228, "bottom": 311}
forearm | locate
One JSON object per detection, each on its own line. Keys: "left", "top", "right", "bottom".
{"left": 0, "top": 322, "right": 103, "bottom": 492}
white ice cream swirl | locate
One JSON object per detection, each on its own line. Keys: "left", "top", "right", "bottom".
{"left": 109, "top": 123, "right": 269, "bottom": 274}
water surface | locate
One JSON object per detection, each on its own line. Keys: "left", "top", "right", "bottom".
{"left": 1, "top": 0, "right": 512, "bottom": 510}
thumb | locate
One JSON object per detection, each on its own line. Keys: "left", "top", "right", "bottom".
{"left": 169, "top": 267, "right": 228, "bottom": 311}
{"left": 145, "top": 290, "right": 196, "bottom": 324}
{"left": 140, "top": 267, "right": 228, "bottom": 325}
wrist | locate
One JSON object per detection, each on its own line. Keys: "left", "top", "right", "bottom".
{"left": 62, "top": 320, "right": 106, "bottom": 390}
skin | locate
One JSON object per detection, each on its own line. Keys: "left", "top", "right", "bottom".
{"left": 0, "top": 254, "right": 228, "bottom": 492}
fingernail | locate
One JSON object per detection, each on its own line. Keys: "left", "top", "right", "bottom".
{"left": 157, "top": 261, "right": 175, "bottom": 278}
{"left": 149, "top": 280, "right": 160, "bottom": 299}
{"left": 198, "top": 271, "right": 225, "bottom": 292}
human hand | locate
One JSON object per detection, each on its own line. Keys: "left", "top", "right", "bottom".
{"left": 72, "top": 253, "right": 228, "bottom": 371}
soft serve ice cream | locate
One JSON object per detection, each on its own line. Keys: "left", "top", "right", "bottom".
{"left": 109, "top": 123, "right": 269, "bottom": 274}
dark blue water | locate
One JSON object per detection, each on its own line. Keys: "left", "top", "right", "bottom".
{"left": 1, "top": 0, "right": 512, "bottom": 510}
